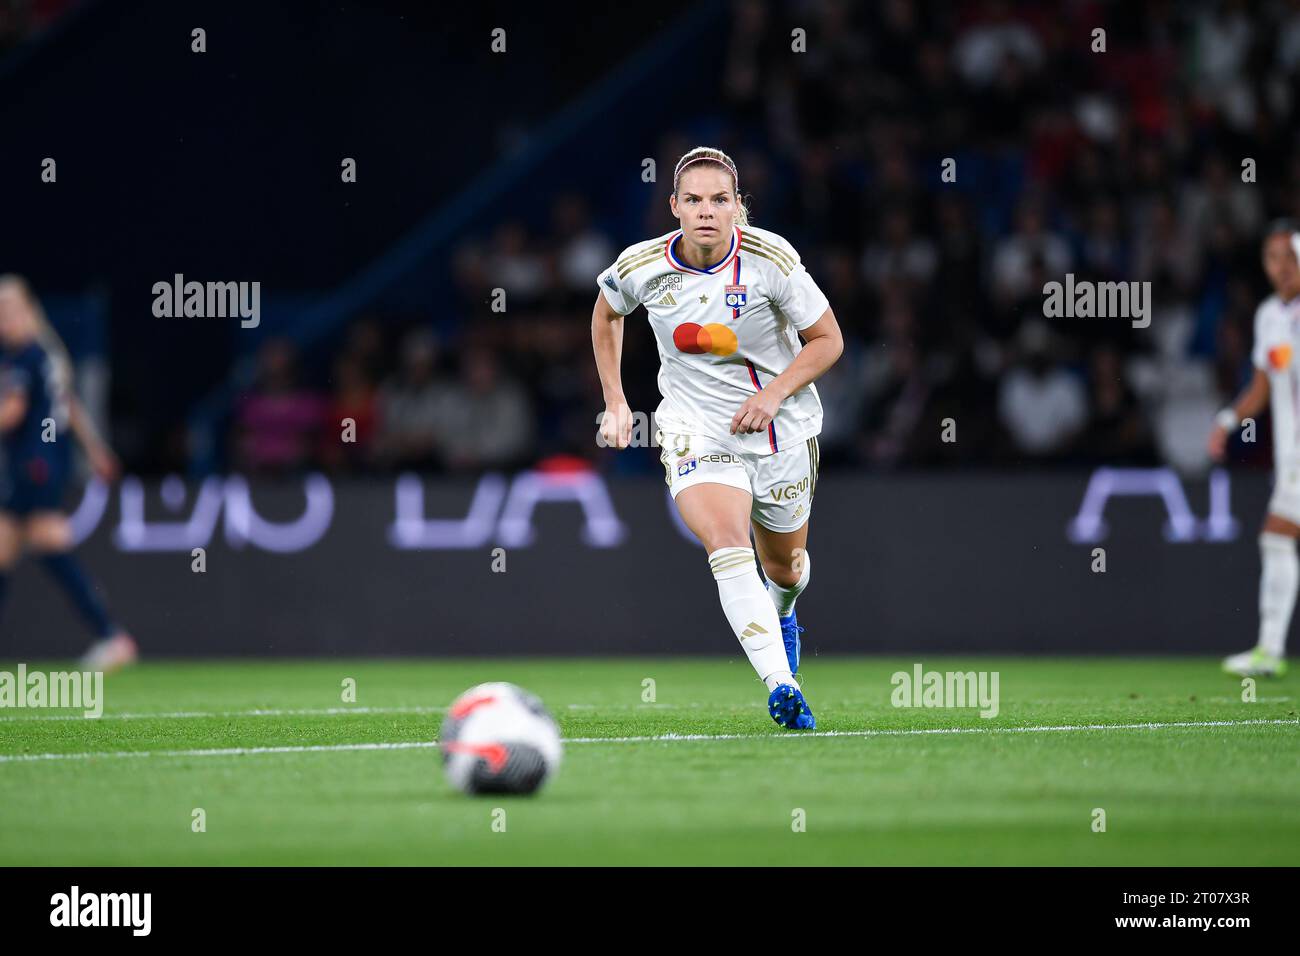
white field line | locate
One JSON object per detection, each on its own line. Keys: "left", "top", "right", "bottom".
{"left": 6, "top": 697, "right": 1287, "bottom": 723}
{"left": 0, "top": 717, "right": 1294, "bottom": 764}
{"left": 0, "top": 702, "right": 714, "bottom": 722}
{"left": 0, "top": 705, "right": 450, "bottom": 722}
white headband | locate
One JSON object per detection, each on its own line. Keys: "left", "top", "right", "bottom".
{"left": 674, "top": 154, "right": 739, "bottom": 190}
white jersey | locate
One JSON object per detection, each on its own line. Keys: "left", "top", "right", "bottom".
{"left": 598, "top": 224, "right": 830, "bottom": 455}
{"left": 1252, "top": 293, "right": 1300, "bottom": 470}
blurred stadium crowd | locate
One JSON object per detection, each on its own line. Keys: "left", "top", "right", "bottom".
{"left": 213, "top": 1, "right": 1300, "bottom": 476}
{"left": 0, "top": 0, "right": 74, "bottom": 55}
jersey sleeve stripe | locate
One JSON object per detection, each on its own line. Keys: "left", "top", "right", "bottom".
{"left": 738, "top": 233, "right": 796, "bottom": 271}
{"left": 616, "top": 239, "right": 669, "bottom": 272}
{"left": 739, "top": 240, "right": 795, "bottom": 272}
{"left": 743, "top": 243, "right": 790, "bottom": 277}
{"left": 615, "top": 238, "right": 661, "bottom": 265}
{"left": 617, "top": 245, "right": 666, "bottom": 278}
{"left": 618, "top": 244, "right": 663, "bottom": 270}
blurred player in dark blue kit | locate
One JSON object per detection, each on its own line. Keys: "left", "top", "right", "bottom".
{"left": 0, "top": 275, "right": 136, "bottom": 670}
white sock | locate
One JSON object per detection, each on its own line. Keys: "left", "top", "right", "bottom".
{"left": 1258, "top": 532, "right": 1297, "bottom": 658}
{"left": 767, "top": 549, "right": 811, "bottom": 618}
{"left": 709, "top": 547, "right": 797, "bottom": 691}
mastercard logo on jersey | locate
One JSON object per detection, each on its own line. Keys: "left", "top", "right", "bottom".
{"left": 673, "top": 322, "right": 738, "bottom": 357}
{"left": 1269, "top": 344, "right": 1293, "bottom": 370}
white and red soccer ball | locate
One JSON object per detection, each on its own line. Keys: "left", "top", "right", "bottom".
{"left": 439, "top": 682, "right": 562, "bottom": 796}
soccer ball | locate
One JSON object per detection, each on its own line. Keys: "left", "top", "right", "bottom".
{"left": 439, "top": 682, "right": 562, "bottom": 795}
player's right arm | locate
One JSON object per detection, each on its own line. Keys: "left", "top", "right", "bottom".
{"left": 1210, "top": 302, "right": 1276, "bottom": 461}
{"left": 593, "top": 252, "right": 647, "bottom": 450}
{"left": 591, "top": 290, "right": 634, "bottom": 449}
{"left": 1208, "top": 369, "right": 1269, "bottom": 461}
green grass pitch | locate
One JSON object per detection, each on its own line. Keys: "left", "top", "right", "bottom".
{"left": 0, "top": 657, "right": 1296, "bottom": 865}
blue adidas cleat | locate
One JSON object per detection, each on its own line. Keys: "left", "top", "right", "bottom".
{"left": 779, "top": 610, "right": 804, "bottom": 675}
{"left": 768, "top": 683, "right": 816, "bottom": 730}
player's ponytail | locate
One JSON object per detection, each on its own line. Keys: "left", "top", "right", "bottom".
{"left": 673, "top": 146, "right": 750, "bottom": 226}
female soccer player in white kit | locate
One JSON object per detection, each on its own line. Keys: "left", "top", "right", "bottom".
{"left": 1208, "top": 220, "right": 1300, "bottom": 677}
{"left": 591, "top": 147, "right": 843, "bottom": 728}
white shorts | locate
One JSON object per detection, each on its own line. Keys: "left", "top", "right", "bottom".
{"left": 1269, "top": 463, "right": 1300, "bottom": 524}
{"left": 656, "top": 429, "right": 819, "bottom": 533}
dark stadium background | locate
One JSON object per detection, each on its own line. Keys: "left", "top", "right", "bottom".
{"left": 0, "top": 0, "right": 1289, "bottom": 654}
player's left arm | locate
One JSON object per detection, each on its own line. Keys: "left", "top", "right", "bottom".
{"left": 0, "top": 388, "right": 26, "bottom": 433}
{"left": 731, "top": 307, "right": 843, "bottom": 435}
{"left": 0, "top": 362, "right": 31, "bottom": 433}
{"left": 67, "top": 394, "right": 121, "bottom": 480}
